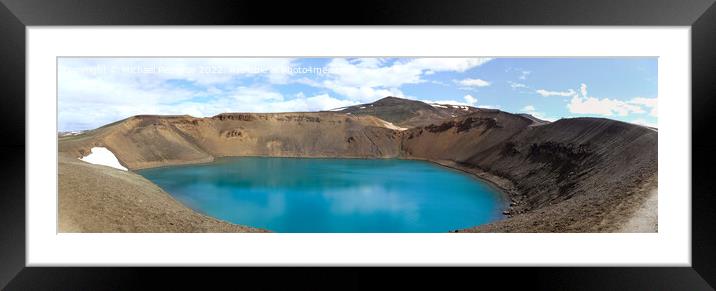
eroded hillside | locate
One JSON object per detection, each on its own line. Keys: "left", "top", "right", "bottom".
{"left": 60, "top": 112, "right": 402, "bottom": 169}
{"left": 401, "top": 113, "right": 657, "bottom": 232}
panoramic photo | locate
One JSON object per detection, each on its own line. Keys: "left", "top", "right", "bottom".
{"left": 57, "top": 57, "right": 657, "bottom": 233}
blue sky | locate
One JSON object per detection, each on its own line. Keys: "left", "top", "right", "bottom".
{"left": 58, "top": 57, "right": 657, "bottom": 131}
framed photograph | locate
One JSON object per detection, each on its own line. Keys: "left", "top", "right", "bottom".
{"left": 2, "top": 0, "right": 715, "bottom": 289}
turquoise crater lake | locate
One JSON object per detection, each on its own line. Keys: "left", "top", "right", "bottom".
{"left": 138, "top": 157, "right": 506, "bottom": 233}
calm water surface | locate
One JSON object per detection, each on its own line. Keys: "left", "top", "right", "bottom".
{"left": 138, "top": 157, "right": 505, "bottom": 232}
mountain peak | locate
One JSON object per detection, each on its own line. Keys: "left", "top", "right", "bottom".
{"left": 372, "top": 96, "right": 419, "bottom": 105}
{"left": 326, "top": 96, "right": 484, "bottom": 128}
{"left": 377, "top": 96, "right": 403, "bottom": 101}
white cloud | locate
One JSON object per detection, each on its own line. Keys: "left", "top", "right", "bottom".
{"left": 629, "top": 97, "right": 658, "bottom": 117}
{"left": 323, "top": 58, "right": 420, "bottom": 88}
{"left": 321, "top": 80, "right": 407, "bottom": 101}
{"left": 456, "top": 78, "right": 490, "bottom": 87}
{"left": 61, "top": 58, "right": 296, "bottom": 86}
{"left": 223, "top": 87, "right": 358, "bottom": 113}
{"left": 257, "top": 94, "right": 359, "bottom": 113}
{"left": 323, "top": 58, "right": 492, "bottom": 89}
{"left": 509, "top": 81, "right": 528, "bottom": 89}
{"left": 463, "top": 95, "right": 478, "bottom": 105}
{"left": 567, "top": 95, "right": 646, "bottom": 116}
{"left": 229, "top": 86, "right": 284, "bottom": 104}
{"left": 564, "top": 83, "right": 657, "bottom": 117}
{"left": 631, "top": 119, "right": 657, "bottom": 128}
{"left": 58, "top": 58, "right": 301, "bottom": 129}
{"left": 349, "top": 58, "right": 386, "bottom": 68}
{"left": 506, "top": 67, "right": 531, "bottom": 80}
{"left": 580, "top": 83, "right": 588, "bottom": 98}
{"left": 300, "top": 94, "right": 360, "bottom": 111}
{"left": 536, "top": 83, "right": 657, "bottom": 119}
{"left": 536, "top": 89, "right": 576, "bottom": 97}
{"left": 402, "top": 58, "right": 493, "bottom": 72}
{"left": 313, "top": 57, "right": 493, "bottom": 101}
{"left": 520, "top": 105, "right": 556, "bottom": 122}
{"left": 630, "top": 97, "right": 657, "bottom": 107}
{"left": 519, "top": 70, "right": 531, "bottom": 80}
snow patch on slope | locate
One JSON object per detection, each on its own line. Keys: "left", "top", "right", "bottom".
{"left": 79, "top": 147, "right": 128, "bottom": 171}
{"left": 59, "top": 130, "right": 86, "bottom": 136}
{"left": 380, "top": 120, "right": 408, "bottom": 131}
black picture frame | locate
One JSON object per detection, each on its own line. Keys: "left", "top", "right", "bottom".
{"left": 1, "top": 0, "right": 715, "bottom": 289}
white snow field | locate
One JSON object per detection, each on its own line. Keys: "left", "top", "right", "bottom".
{"left": 79, "top": 147, "right": 128, "bottom": 171}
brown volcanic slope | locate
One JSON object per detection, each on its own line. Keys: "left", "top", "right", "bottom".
{"left": 59, "top": 97, "right": 657, "bottom": 232}
{"left": 329, "top": 96, "right": 480, "bottom": 128}
{"left": 60, "top": 112, "right": 402, "bottom": 170}
{"left": 58, "top": 153, "right": 268, "bottom": 232}
{"left": 402, "top": 112, "right": 657, "bottom": 232}
{"left": 517, "top": 113, "right": 550, "bottom": 126}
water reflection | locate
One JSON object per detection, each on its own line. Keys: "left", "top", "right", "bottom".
{"left": 138, "top": 157, "right": 504, "bottom": 232}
